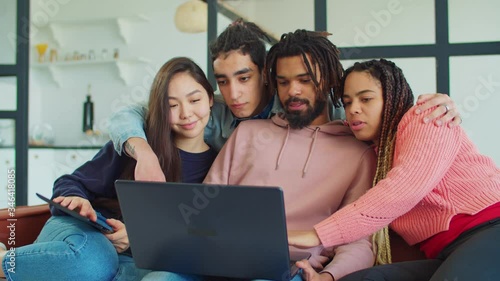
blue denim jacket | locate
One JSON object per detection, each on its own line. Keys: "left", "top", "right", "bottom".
{"left": 107, "top": 94, "right": 344, "bottom": 154}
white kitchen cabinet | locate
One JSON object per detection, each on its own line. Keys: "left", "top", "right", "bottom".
{"left": 0, "top": 148, "right": 15, "bottom": 209}
{"left": 53, "top": 149, "right": 100, "bottom": 176}
{"left": 27, "top": 148, "right": 99, "bottom": 205}
{"left": 27, "top": 149, "right": 56, "bottom": 205}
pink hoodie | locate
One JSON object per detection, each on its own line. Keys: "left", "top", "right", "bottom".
{"left": 204, "top": 113, "right": 377, "bottom": 280}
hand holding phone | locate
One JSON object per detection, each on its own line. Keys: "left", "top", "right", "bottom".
{"left": 36, "top": 193, "right": 114, "bottom": 234}
{"left": 104, "top": 219, "right": 130, "bottom": 253}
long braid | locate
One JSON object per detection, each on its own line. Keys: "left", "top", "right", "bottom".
{"left": 340, "top": 59, "right": 414, "bottom": 265}
{"left": 264, "top": 30, "right": 344, "bottom": 107}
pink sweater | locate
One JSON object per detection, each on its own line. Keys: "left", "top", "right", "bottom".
{"left": 315, "top": 106, "right": 500, "bottom": 248}
{"left": 204, "top": 114, "right": 377, "bottom": 280}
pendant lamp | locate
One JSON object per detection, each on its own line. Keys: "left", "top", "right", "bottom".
{"left": 174, "top": 0, "right": 208, "bottom": 33}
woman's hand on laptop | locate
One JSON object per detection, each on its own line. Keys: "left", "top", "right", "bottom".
{"left": 53, "top": 196, "right": 97, "bottom": 222}
{"left": 104, "top": 219, "right": 130, "bottom": 253}
{"left": 288, "top": 230, "right": 321, "bottom": 248}
{"left": 296, "top": 260, "right": 334, "bottom": 281}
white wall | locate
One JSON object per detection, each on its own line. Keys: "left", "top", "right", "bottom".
{"left": 448, "top": 0, "right": 500, "bottom": 165}
{"left": 0, "top": 0, "right": 16, "bottom": 65}
{"left": 221, "top": 0, "right": 314, "bottom": 41}
{"left": 0, "top": 0, "right": 17, "bottom": 148}
{"left": 329, "top": 0, "right": 435, "bottom": 47}
{"left": 449, "top": 0, "right": 500, "bottom": 43}
{"left": 0, "top": 77, "right": 17, "bottom": 147}
{"left": 0, "top": 0, "right": 18, "bottom": 119}
{"left": 450, "top": 56, "right": 500, "bottom": 164}
{"left": 29, "top": 0, "right": 208, "bottom": 146}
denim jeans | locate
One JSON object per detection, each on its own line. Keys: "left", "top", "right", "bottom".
{"left": 1, "top": 215, "right": 149, "bottom": 281}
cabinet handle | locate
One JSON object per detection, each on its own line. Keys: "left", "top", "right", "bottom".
{"left": 34, "top": 154, "right": 39, "bottom": 159}
{"left": 5, "top": 160, "right": 9, "bottom": 165}
{"left": 71, "top": 154, "right": 77, "bottom": 160}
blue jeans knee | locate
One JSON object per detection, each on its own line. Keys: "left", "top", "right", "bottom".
{"left": 3, "top": 215, "right": 119, "bottom": 281}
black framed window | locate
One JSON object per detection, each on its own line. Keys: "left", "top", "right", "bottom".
{"left": 0, "top": 0, "right": 30, "bottom": 206}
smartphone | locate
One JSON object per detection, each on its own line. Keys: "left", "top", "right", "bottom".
{"left": 36, "top": 193, "right": 114, "bottom": 234}
{"left": 289, "top": 251, "right": 312, "bottom": 278}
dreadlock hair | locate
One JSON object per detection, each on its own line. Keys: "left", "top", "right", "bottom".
{"left": 209, "top": 18, "right": 270, "bottom": 73}
{"left": 264, "top": 29, "right": 344, "bottom": 108}
{"left": 340, "top": 59, "right": 414, "bottom": 265}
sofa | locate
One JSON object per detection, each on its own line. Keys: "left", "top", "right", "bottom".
{"left": 0, "top": 204, "right": 51, "bottom": 249}
{"left": 0, "top": 205, "right": 425, "bottom": 263}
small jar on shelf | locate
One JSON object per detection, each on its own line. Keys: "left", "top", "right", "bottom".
{"left": 88, "top": 50, "right": 96, "bottom": 60}
{"left": 101, "top": 49, "right": 109, "bottom": 60}
{"left": 49, "top": 49, "right": 58, "bottom": 63}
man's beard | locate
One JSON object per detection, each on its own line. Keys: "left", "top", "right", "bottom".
{"left": 284, "top": 97, "right": 326, "bottom": 129}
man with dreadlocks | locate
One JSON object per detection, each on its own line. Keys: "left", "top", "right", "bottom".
{"left": 203, "top": 29, "right": 377, "bottom": 281}
{"left": 289, "top": 59, "right": 500, "bottom": 281}
{"left": 106, "top": 19, "right": 460, "bottom": 183}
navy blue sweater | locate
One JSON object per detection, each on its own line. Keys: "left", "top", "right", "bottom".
{"left": 51, "top": 141, "right": 217, "bottom": 219}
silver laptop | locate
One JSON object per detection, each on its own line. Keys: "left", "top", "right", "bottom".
{"left": 114, "top": 180, "right": 310, "bottom": 280}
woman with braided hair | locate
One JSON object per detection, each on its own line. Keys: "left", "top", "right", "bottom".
{"left": 288, "top": 58, "right": 500, "bottom": 281}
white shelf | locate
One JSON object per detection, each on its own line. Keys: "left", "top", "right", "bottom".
{"left": 48, "top": 15, "right": 150, "bottom": 46}
{"left": 31, "top": 14, "right": 150, "bottom": 88}
{"left": 32, "top": 58, "right": 150, "bottom": 87}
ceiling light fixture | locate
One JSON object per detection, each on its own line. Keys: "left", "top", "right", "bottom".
{"left": 174, "top": 0, "right": 208, "bottom": 33}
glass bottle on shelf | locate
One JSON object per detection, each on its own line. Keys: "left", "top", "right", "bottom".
{"left": 49, "top": 49, "right": 58, "bottom": 63}
{"left": 83, "top": 84, "right": 94, "bottom": 134}
{"left": 101, "top": 49, "right": 108, "bottom": 60}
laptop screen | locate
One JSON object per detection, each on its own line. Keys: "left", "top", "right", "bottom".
{"left": 115, "top": 180, "right": 299, "bottom": 280}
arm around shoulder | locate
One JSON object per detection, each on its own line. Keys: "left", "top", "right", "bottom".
{"left": 107, "top": 104, "right": 148, "bottom": 155}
